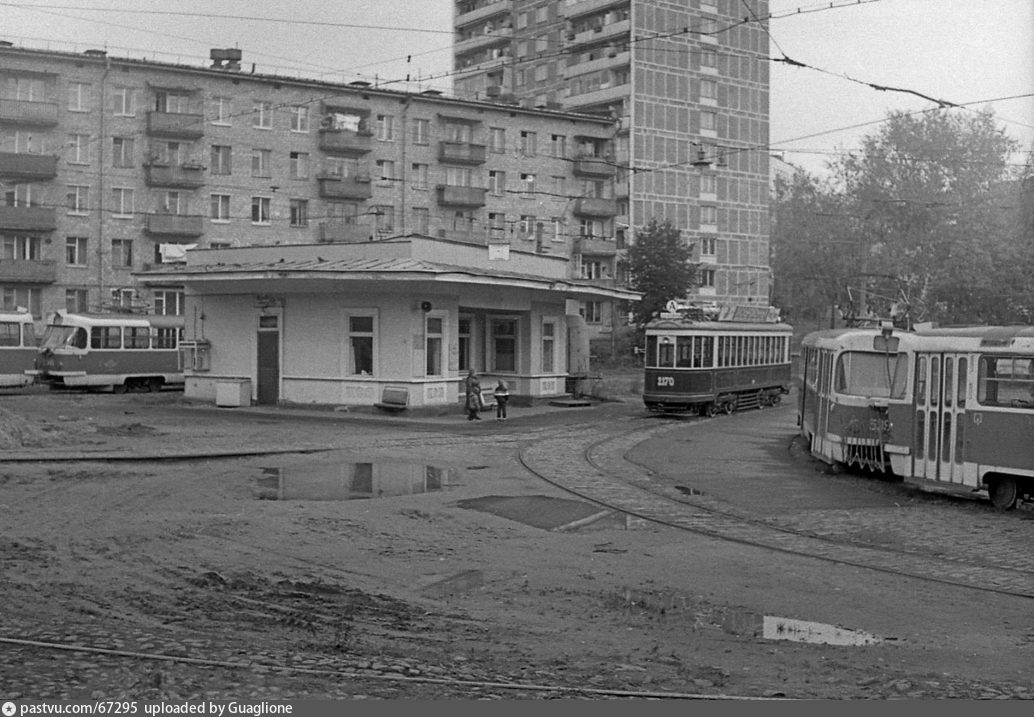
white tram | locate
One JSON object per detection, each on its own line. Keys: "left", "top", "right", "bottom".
{"left": 798, "top": 324, "right": 1034, "bottom": 510}
{"left": 643, "top": 304, "right": 793, "bottom": 415}
{"left": 0, "top": 308, "right": 37, "bottom": 388}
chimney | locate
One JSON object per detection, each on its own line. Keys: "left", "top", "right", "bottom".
{"left": 210, "top": 48, "right": 242, "bottom": 71}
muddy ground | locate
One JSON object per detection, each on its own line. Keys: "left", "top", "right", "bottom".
{"left": 0, "top": 385, "right": 1032, "bottom": 701}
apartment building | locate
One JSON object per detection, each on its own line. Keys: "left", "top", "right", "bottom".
{"left": 0, "top": 42, "right": 619, "bottom": 322}
{"left": 454, "top": 0, "right": 773, "bottom": 318}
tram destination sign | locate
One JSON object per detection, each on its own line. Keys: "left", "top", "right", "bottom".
{"left": 718, "top": 304, "right": 782, "bottom": 323}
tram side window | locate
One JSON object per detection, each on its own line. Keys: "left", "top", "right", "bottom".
{"left": 0, "top": 322, "right": 19, "bottom": 347}
{"left": 978, "top": 356, "right": 1034, "bottom": 408}
{"left": 125, "top": 327, "right": 150, "bottom": 349}
{"left": 804, "top": 347, "right": 818, "bottom": 388}
{"left": 698, "top": 336, "right": 714, "bottom": 367}
{"left": 645, "top": 335, "right": 658, "bottom": 367}
{"left": 90, "top": 326, "right": 121, "bottom": 349}
{"left": 657, "top": 338, "right": 674, "bottom": 368}
{"left": 153, "top": 328, "right": 178, "bottom": 349}
{"left": 834, "top": 351, "right": 908, "bottom": 398}
{"left": 676, "top": 336, "right": 693, "bottom": 368}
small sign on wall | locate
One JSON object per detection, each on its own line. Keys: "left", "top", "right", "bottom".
{"left": 488, "top": 243, "right": 510, "bottom": 261}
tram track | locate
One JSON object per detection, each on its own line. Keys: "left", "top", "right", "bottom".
{"left": 517, "top": 412, "right": 1034, "bottom": 600}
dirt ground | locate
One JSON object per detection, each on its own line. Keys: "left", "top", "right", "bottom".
{"left": 1, "top": 384, "right": 1032, "bottom": 701}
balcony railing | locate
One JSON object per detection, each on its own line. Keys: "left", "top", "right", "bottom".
{"left": 455, "top": 0, "right": 513, "bottom": 29}
{"left": 438, "top": 141, "right": 487, "bottom": 165}
{"left": 146, "top": 111, "right": 205, "bottom": 139}
{"left": 0, "top": 98, "right": 59, "bottom": 126}
{"left": 574, "top": 236, "right": 618, "bottom": 255}
{"left": 562, "top": 0, "right": 628, "bottom": 20}
{"left": 0, "top": 206, "right": 57, "bottom": 231}
{"left": 454, "top": 26, "right": 512, "bottom": 56}
{"left": 0, "top": 152, "right": 58, "bottom": 180}
{"left": 573, "top": 197, "right": 618, "bottom": 217}
{"left": 0, "top": 259, "right": 57, "bottom": 283}
{"left": 144, "top": 162, "right": 206, "bottom": 188}
{"left": 572, "top": 154, "right": 617, "bottom": 178}
{"left": 317, "top": 174, "right": 373, "bottom": 200}
{"left": 318, "top": 129, "right": 374, "bottom": 155}
{"left": 144, "top": 213, "right": 204, "bottom": 236}
{"left": 319, "top": 220, "right": 374, "bottom": 243}
{"left": 436, "top": 185, "right": 487, "bottom": 207}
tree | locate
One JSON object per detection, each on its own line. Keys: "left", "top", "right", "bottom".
{"left": 624, "top": 219, "right": 697, "bottom": 327}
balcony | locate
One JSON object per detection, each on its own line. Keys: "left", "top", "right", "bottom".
{"left": 146, "top": 111, "right": 205, "bottom": 139}
{"left": 569, "top": 19, "right": 629, "bottom": 46}
{"left": 318, "top": 129, "right": 373, "bottom": 155}
{"left": 572, "top": 154, "right": 617, "bottom": 178}
{"left": 0, "top": 98, "right": 59, "bottom": 126}
{"left": 438, "top": 141, "right": 487, "bottom": 165}
{"left": 562, "top": 50, "right": 630, "bottom": 79}
{"left": 436, "top": 185, "right": 487, "bottom": 207}
{"left": 317, "top": 174, "right": 373, "bottom": 200}
{"left": 145, "top": 213, "right": 204, "bottom": 237}
{"left": 144, "top": 162, "right": 205, "bottom": 189}
{"left": 574, "top": 236, "right": 618, "bottom": 256}
{"left": 0, "top": 259, "right": 57, "bottom": 284}
{"left": 0, "top": 152, "right": 58, "bottom": 180}
{"left": 563, "top": 82, "right": 628, "bottom": 112}
{"left": 455, "top": 0, "right": 512, "bottom": 29}
{"left": 573, "top": 197, "right": 618, "bottom": 217}
{"left": 319, "top": 220, "right": 373, "bottom": 243}
{"left": 454, "top": 26, "right": 512, "bottom": 56}
{"left": 563, "top": 0, "right": 628, "bottom": 20}
{"left": 0, "top": 206, "right": 56, "bottom": 231}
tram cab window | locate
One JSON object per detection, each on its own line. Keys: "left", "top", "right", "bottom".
{"left": 978, "top": 356, "right": 1034, "bottom": 408}
{"left": 657, "top": 337, "right": 675, "bottom": 368}
{"left": 0, "top": 322, "right": 19, "bottom": 347}
{"left": 676, "top": 337, "right": 693, "bottom": 368}
{"left": 834, "top": 351, "right": 908, "bottom": 398}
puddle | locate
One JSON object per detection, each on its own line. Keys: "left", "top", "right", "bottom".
{"left": 255, "top": 461, "right": 458, "bottom": 501}
{"left": 721, "top": 607, "right": 884, "bottom": 645}
{"left": 675, "top": 485, "right": 705, "bottom": 496}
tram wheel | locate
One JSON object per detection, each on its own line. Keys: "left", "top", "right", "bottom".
{"left": 987, "top": 476, "right": 1018, "bottom": 511}
{"left": 770, "top": 394, "right": 781, "bottom": 405}
{"left": 722, "top": 401, "right": 735, "bottom": 415}
{"left": 147, "top": 378, "right": 163, "bottom": 393}
{"left": 705, "top": 403, "right": 719, "bottom": 418}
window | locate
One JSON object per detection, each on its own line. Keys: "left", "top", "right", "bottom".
{"left": 112, "top": 137, "right": 134, "bottom": 168}
{"left": 700, "top": 111, "right": 716, "bottom": 133}
{"left": 445, "top": 166, "right": 472, "bottom": 187}
{"left": 700, "top": 173, "right": 716, "bottom": 196}
{"left": 67, "top": 185, "right": 89, "bottom": 214}
{"left": 68, "top": 82, "right": 90, "bottom": 112}
{"left": 373, "top": 205, "right": 394, "bottom": 233}
{"left": 289, "top": 199, "right": 309, "bottom": 227}
{"left": 65, "top": 289, "right": 89, "bottom": 313}
{"left": 112, "top": 86, "right": 134, "bottom": 116}
{"left": 582, "top": 301, "right": 602, "bottom": 323}
{"left": 835, "top": 351, "right": 909, "bottom": 399}
{"left": 700, "top": 205, "right": 717, "bottom": 226}
{"left": 490, "top": 318, "right": 517, "bottom": 372}
{"left": 518, "top": 215, "right": 536, "bottom": 234}
{"left": 152, "top": 140, "right": 182, "bottom": 166}
{"left": 253, "top": 101, "right": 273, "bottom": 129}
{"left": 160, "top": 191, "right": 181, "bottom": 214}
{"left": 520, "top": 172, "right": 536, "bottom": 196}
{"left": 1, "top": 286, "right": 42, "bottom": 317}
{"left": 489, "top": 212, "right": 505, "bottom": 234}
{"left": 154, "top": 90, "right": 189, "bottom": 114}
{"left": 376, "top": 159, "right": 396, "bottom": 184}
{"left": 251, "top": 148, "right": 271, "bottom": 177}
{"left": 4, "top": 183, "right": 41, "bottom": 206}
{"left": 90, "top": 324, "right": 122, "bottom": 349}
{"left": 413, "top": 207, "right": 430, "bottom": 234}
{"left": 347, "top": 313, "right": 375, "bottom": 375}
{"left": 541, "top": 320, "right": 556, "bottom": 372}
{"left": 111, "top": 188, "right": 134, "bottom": 217}
{"left": 153, "top": 290, "right": 184, "bottom": 315}
{"left": 2, "top": 235, "right": 41, "bottom": 260}
{"left": 124, "top": 325, "right": 150, "bottom": 349}
{"left": 252, "top": 196, "right": 271, "bottom": 224}
{"left": 425, "top": 316, "right": 444, "bottom": 377}
{"left": 700, "top": 49, "right": 717, "bottom": 71}
{"left": 581, "top": 260, "right": 603, "bottom": 280}
{"left": 550, "top": 176, "right": 565, "bottom": 196}
{"left": 700, "top": 237, "right": 716, "bottom": 256}
{"left": 551, "top": 134, "right": 566, "bottom": 158}
{"left": 489, "top": 127, "right": 505, "bottom": 153}
{"left": 66, "top": 236, "right": 88, "bottom": 265}
{"left": 376, "top": 114, "right": 394, "bottom": 141}
{"left": 289, "top": 105, "right": 310, "bottom": 132}
{"left": 488, "top": 170, "right": 505, "bottom": 196}
{"left": 68, "top": 134, "right": 90, "bottom": 164}
{"left": 444, "top": 122, "right": 472, "bottom": 143}
{"left": 700, "top": 79, "right": 717, "bottom": 101}
{"left": 458, "top": 316, "right": 471, "bottom": 372}
{"left": 210, "top": 194, "right": 230, "bottom": 221}
{"left": 413, "top": 118, "right": 430, "bottom": 145}
{"left": 700, "top": 268, "right": 716, "bottom": 288}
{"left": 520, "top": 130, "right": 537, "bottom": 156}
{"left": 111, "top": 239, "right": 133, "bottom": 268}
{"left": 210, "top": 145, "right": 231, "bottom": 174}
{"left": 579, "top": 218, "right": 603, "bottom": 238}
{"left": 410, "top": 163, "right": 429, "bottom": 190}
{"left": 212, "top": 97, "right": 232, "bottom": 125}
{"left": 978, "top": 356, "right": 1034, "bottom": 408}
{"left": 289, "top": 151, "right": 310, "bottom": 180}
{"left": 552, "top": 217, "right": 564, "bottom": 241}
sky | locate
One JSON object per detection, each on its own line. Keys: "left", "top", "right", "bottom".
{"left": 2, "top": 0, "right": 1031, "bottom": 176}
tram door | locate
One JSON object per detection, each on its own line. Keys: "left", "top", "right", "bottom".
{"left": 256, "top": 313, "right": 281, "bottom": 406}
{"left": 913, "top": 353, "right": 968, "bottom": 483}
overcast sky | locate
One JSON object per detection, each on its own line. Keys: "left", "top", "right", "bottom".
{"left": 3, "top": 0, "right": 1031, "bottom": 176}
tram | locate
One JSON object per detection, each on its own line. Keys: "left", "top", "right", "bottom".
{"left": 798, "top": 324, "right": 1034, "bottom": 510}
{"left": 643, "top": 303, "right": 793, "bottom": 415}
{"left": 32, "top": 311, "right": 185, "bottom": 392}
{"left": 0, "top": 308, "right": 37, "bottom": 388}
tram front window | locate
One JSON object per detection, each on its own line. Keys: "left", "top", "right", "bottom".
{"left": 835, "top": 351, "right": 908, "bottom": 399}
{"left": 40, "top": 325, "right": 87, "bottom": 350}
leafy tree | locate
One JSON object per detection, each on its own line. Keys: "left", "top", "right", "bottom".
{"left": 624, "top": 218, "right": 697, "bottom": 327}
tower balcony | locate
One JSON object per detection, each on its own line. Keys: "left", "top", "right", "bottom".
{"left": 146, "top": 111, "right": 205, "bottom": 139}
{"left": 455, "top": 0, "right": 513, "bottom": 29}
{"left": 318, "top": 129, "right": 374, "bottom": 155}
{"left": 572, "top": 154, "right": 617, "bottom": 178}
{"left": 438, "top": 141, "right": 487, "bottom": 165}
{"left": 573, "top": 197, "right": 618, "bottom": 217}
{"left": 0, "top": 98, "right": 59, "bottom": 126}
{"left": 562, "top": 0, "right": 628, "bottom": 20}
{"left": 145, "top": 213, "right": 204, "bottom": 237}
{"left": 455, "top": 27, "right": 512, "bottom": 55}
{"left": 0, "top": 206, "right": 56, "bottom": 231}
{"left": 436, "top": 185, "right": 487, "bottom": 207}
{"left": 144, "top": 162, "right": 206, "bottom": 188}
{"left": 317, "top": 174, "right": 373, "bottom": 200}
{"left": 0, "top": 152, "right": 58, "bottom": 180}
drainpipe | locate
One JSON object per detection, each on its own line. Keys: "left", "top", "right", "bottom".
{"left": 96, "top": 55, "right": 110, "bottom": 307}
{"left": 399, "top": 96, "right": 409, "bottom": 234}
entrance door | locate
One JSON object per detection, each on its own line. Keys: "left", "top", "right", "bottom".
{"left": 914, "top": 353, "right": 967, "bottom": 483}
{"left": 256, "top": 313, "right": 280, "bottom": 405}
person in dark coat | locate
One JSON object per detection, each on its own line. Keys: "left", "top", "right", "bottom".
{"left": 493, "top": 380, "right": 510, "bottom": 420}
{"left": 464, "top": 369, "right": 483, "bottom": 421}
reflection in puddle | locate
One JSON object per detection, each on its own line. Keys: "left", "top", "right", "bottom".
{"left": 721, "top": 607, "right": 883, "bottom": 645}
{"left": 255, "top": 461, "right": 458, "bottom": 501}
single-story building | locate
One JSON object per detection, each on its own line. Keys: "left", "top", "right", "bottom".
{"left": 141, "top": 235, "right": 640, "bottom": 408}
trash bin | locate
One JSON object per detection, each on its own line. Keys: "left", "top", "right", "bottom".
{"left": 215, "top": 378, "right": 252, "bottom": 407}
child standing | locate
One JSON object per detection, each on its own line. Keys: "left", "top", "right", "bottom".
{"left": 493, "top": 380, "right": 510, "bottom": 420}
